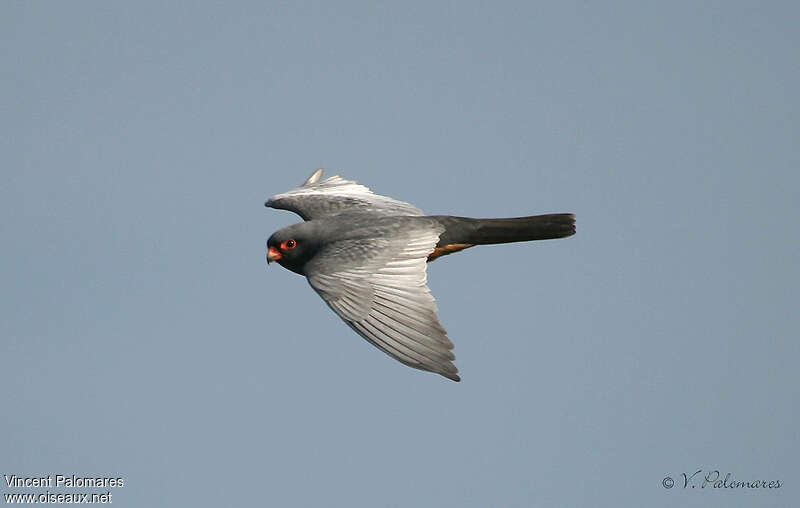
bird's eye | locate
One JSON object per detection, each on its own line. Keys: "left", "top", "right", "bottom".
{"left": 281, "top": 239, "right": 297, "bottom": 250}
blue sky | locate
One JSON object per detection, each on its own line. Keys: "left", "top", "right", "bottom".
{"left": 2, "top": 2, "right": 797, "bottom": 507}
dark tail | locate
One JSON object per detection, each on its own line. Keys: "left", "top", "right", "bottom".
{"left": 433, "top": 214, "right": 576, "bottom": 246}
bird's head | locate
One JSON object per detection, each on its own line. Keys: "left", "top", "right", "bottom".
{"left": 266, "top": 222, "right": 320, "bottom": 275}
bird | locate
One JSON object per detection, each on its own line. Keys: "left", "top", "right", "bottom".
{"left": 265, "top": 169, "right": 575, "bottom": 381}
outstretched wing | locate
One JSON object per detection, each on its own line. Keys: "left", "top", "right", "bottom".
{"left": 305, "top": 220, "right": 459, "bottom": 381}
{"left": 265, "top": 168, "right": 424, "bottom": 221}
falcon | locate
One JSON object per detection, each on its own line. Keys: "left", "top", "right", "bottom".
{"left": 265, "top": 169, "right": 575, "bottom": 381}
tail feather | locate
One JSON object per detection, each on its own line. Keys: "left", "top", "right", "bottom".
{"left": 468, "top": 213, "right": 576, "bottom": 244}
{"left": 433, "top": 214, "right": 575, "bottom": 247}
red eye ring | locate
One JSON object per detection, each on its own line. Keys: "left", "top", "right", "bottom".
{"left": 281, "top": 239, "right": 297, "bottom": 250}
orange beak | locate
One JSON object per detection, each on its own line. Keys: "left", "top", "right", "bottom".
{"left": 267, "top": 246, "right": 282, "bottom": 264}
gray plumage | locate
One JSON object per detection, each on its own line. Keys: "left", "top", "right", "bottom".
{"left": 265, "top": 169, "right": 575, "bottom": 381}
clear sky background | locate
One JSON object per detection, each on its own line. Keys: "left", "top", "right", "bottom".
{"left": 2, "top": 2, "right": 797, "bottom": 507}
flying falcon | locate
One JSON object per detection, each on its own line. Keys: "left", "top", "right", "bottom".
{"left": 265, "top": 169, "right": 575, "bottom": 381}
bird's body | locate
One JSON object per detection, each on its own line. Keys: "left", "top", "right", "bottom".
{"left": 265, "top": 169, "right": 575, "bottom": 381}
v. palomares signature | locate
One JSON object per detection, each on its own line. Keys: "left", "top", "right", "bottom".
{"left": 662, "top": 470, "right": 782, "bottom": 489}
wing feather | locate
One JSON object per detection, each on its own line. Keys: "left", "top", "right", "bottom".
{"left": 306, "top": 222, "right": 460, "bottom": 381}
{"left": 367, "top": 311, "right": 455, "bottom": 361}
{"left": 266, "top": 169, "right": 424, "bottom": 220}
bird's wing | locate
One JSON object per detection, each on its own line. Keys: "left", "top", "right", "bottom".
{"left": 265, "top": 168, "right": 424, "bottom": 221}
{"left": 305, "top": 220, "right": 459, "bottom": 381}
